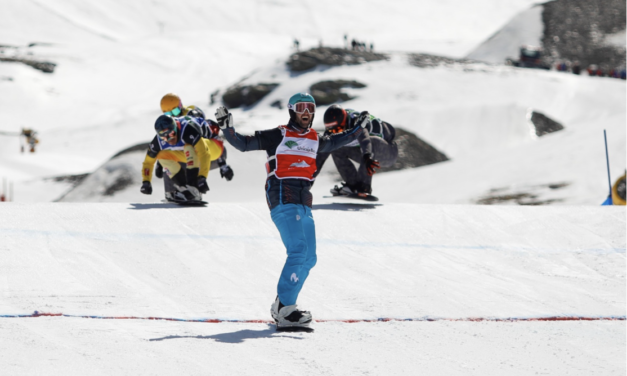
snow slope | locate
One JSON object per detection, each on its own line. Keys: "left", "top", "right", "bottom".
{"left": 1, "top": 1, "right": 624, "bottom": 205}
{"left": 466, "top": 4, "right": 545, "bottom": 63}
{"left": 1, "top": 0, "right": 580, "bottom": 204}
{"left": 57, "top": 55, "right": 626, "bottom": 206}
{"left": 0, "top": 203, "right": 624, "bottom": 374}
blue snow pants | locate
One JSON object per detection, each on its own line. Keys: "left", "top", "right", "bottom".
{"left": 270, "top": 203, "right": 317, "bottom": 306}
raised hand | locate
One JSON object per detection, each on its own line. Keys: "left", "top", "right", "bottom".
{"left": 356, "top": 111, "right": 371, "bottom": 129}
{"left": 215, "top": 106, "right": 233, "bottom": 130}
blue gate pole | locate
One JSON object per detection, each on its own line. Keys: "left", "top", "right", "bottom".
{"left": 603, "top": 130, "right": 613, "bottom": 205}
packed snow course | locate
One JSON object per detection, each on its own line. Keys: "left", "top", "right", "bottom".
{"left": 0, "top": 203, "right": 625, "bottom": 374}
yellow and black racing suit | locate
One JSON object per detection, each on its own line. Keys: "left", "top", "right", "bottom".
{"left": 141, "top": 116, "right": 222, "bottom": 188}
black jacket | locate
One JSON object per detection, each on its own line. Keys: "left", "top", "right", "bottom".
{"left": 222, "top": 119, "right": 362, "bottom": 209}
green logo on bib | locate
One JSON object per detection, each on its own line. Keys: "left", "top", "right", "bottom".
{"left": 285, "top": 141, "right": 298, "bottom": 149}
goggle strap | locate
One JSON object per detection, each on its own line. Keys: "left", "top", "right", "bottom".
{"left": 164, "top": 107, "right": 182, "bottom": 116}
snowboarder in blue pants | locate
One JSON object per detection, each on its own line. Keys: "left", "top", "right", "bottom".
{"left": 215, "top": 93, "right": 370, "bottom": 330}
{"left": 271, "top": 203, "right": 316, "bottom": 307}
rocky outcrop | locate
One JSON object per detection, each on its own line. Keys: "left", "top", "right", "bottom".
{"left": 530, "top": 111, "right": 564, "bottom": 137}
{"left": 222, "top": 83, "right": 279, "bottom": 108}
{"left": 542, "top": 0, "right": 626, "bottom": 68}
{"left": 0, "top": 56, "right": 56, "bottom": 73}
{"left": 475, "top": 182, "right": 569, "bottom": 205}
{"left": 55, "top": 142, "right": 150, "bottom": 202}
{"left": 408, "top": 54, "right": 478, "bottom": 68}
{"left": 309, "top": 80, "right": 366, "bottom": 105}
{"left": 379, "top": 127, "right": 449, "bottom": 172}
{"left": 287, "top": 47, "right": 387, "bottom": 72}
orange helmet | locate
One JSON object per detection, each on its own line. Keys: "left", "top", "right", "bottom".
{"left": 160, "top": 93, "right": 183, "bottom": 114}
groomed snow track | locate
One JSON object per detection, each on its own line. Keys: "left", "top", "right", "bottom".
{"left": 1, "top": 203, "right": 624, "bottom": 375}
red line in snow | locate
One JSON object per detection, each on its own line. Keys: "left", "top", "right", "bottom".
{"left": 1, "top": 312, "right": 623, "bottom": 323}
{"left": 320, "top": 316, "right": 627, "bottom": 323}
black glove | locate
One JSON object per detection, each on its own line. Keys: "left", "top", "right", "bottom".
{"left": 220, "top": 165, "right": 234, "bottom": 181}
{"left": 356, "top": 111, "right": 371, "bottom": 129}
{"left": 362, "top": 153, "right": 380, "bottom": 176}
{"left": 197, "top": 176, "right": 209, "bottom": 194}
{"left": 155, "top": 162, "right": 163, "bottom": 179}
{"left": 215, "top": 106, "right": 233, "bottom": 130}
{"left": 140, "top": 181, "right": 152, "bottom": 195}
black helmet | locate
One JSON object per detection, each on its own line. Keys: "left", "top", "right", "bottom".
{"left": 155, "top": 115, "right": 177, "bottom": 141}
{"left": 187, "top": 107, "right": 205, "bottom": 120}
{"left": 323, "top": 104, "right": 347, "bottom": 133}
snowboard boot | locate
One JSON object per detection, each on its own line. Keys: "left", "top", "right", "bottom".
{"left": 173, "top": 184, "right": 202, "bottom": 201}
{"left": 351, "top": 182, "right": 374, "bottom": 199}
{"left": 354, "top": 182, "right": 372, "bottom": 195}
{"left": 182, "top": 185, "right": 202, "bottom": 201}
{"left": 271, "top": 296, "right": 312, "bottom": 328}
{"left": 330, "top": 182, "right": 355, "bottom": 196}
{"left": 165, "top": 190, "right": 188, "bottom": 202}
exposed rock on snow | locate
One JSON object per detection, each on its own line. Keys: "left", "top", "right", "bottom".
{"left": 309, "top": 80, "right": 366, "bottom": 105}
{"left": 287, "top": 47, "right": 387, "bottom": 72}
{"left": 379, "top": 127, "right": 449, "bottom": 173}
{"left": 57, "top": 143, "right": 150, "bottom": 202}
{"left": 529, "top": 111, "right": 564, "bottom": 137}
{"left": 468, "top": 0, "right": 626, "bottom": 68}
{"left": 542, "top": 0, "right": 626, "bottom": 68}
{"left": 0, "top": 44, "right": 57, "bottom": 73}
{"left": 269, "top": 99, "right": 283, "bottom": 109}
{"left": 222, "top": 83, "right": 279, "bottom": 108}
{"left": 467, "top": 0, "right": 626, "bottom": 69}
{"left": 476, "top": 182, "right": 570, "bottom": 205}
{"left": 57, "top": 151, "right": 144, "bottom": 202}
{"left": 408, "top": 53, "right": 479, "bottom": 68}
{"left": 0, "top": 56, "right": 56, "bottom": 73}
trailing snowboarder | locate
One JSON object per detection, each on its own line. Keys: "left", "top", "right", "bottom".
{"left": 153, "top": 93, "right": 235, "bottom": 201}
{"left": 215, "top": 93, "right": 368, "bottom": 331}
{"left": 140, "top": 114, "right": 221, "bottom": 204}
{"left": 316, "top": 104, "right": 398, "bottom": 201}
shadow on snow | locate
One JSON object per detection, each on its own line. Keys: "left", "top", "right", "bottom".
{"left": 148, "top": 326, "right": 304, "bottom": 343}
{"left": 127, "top": 203, "right": 206, "bottom": 210}
{"left": 312, "top": 202, "right": 381, "bottom": 211}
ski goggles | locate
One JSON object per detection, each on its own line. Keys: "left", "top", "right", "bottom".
{"left": 325, "top": 124, "right": 346, "bottom": 134}
{"left": 164, "top": 106, "right": 182, "bottom": 116}
{"left": 158, "top": 129, "right": 176, "bottom": 141}
{"left": 289, "top": 102, "right": 315, "bottom": 114}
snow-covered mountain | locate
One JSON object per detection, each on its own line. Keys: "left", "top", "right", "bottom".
{"left": 1, "top": 0, "right": 624, "bottom": 205}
